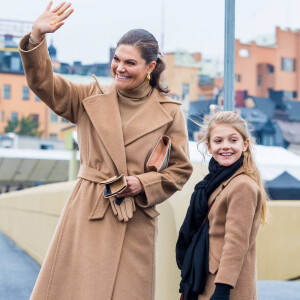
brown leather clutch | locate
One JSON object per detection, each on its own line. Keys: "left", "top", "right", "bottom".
{"left": 146, "top": 135, "right": 171, "bottom": 172}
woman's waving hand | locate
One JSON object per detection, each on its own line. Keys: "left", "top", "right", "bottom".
{"left": 31, "top": 1, "right": 74, "bottom": 42}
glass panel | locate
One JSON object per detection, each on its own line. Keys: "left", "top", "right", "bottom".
{"left": 22, "top": 86, "right": 30, "bottom": 100}
{"left": 3, "top": 85, "right": 11, "bottom": 99}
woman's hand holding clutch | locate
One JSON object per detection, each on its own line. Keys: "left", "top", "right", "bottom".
{"left": 116, "top": 176, "right": 143, "bottom": 198}
{"left": 109, "top": 176, "right": 143, "bottom": 222}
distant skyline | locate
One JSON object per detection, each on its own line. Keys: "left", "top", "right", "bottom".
{"left": 1, "top": 0, "right": 300, "bottom": 64}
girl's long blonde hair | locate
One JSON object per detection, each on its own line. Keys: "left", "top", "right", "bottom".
{"left": 198, "top": 111, "right": 268, "bottom": 225}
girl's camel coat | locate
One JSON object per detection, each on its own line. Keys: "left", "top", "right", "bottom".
{"left": 199, "top": 167, "right": 263, "bottom": 300}
{"left": 19, "top": 34, "right": 193, "bottom": 300}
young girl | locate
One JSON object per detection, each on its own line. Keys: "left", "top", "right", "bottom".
{"left": 176, "top": 111, "right": 267, "bottom": 300}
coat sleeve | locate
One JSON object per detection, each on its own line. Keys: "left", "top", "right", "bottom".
{"left": 19, "top": 33, "right": 97, "bottom": 124}
{"left": 135, "top": 105, "right": 193, "bottom": 207}
{"left": 215, "top": 176, "right": 262, "bottom": 287}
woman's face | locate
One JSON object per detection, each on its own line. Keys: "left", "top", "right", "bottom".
{"left": 111, "top": 44, "right": 156, "bottom": 90}
{"left": 207, "top": 124, "right": 249, "bottom": 167}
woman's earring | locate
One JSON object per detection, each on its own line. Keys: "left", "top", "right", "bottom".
{"left": 146, "top": 73, "right": 151, "bottom": 84}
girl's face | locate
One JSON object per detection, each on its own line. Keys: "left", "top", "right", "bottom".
{"left": 111, "top": 44, "right": 156, "bottom": 90}
{"left": 207, "top": 124, "right": 249, "bottom": 167}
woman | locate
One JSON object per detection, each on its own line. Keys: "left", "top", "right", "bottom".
{"left": 19, "top": 2, "right": 193, "bottom": 299}
{"left": 176, "top": 112, "right": 267, "bottom": 300}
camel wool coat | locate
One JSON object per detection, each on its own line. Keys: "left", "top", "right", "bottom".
{"left": 198, "top": 167, "right": 263, "bottom": 300}
{"left": 19, "top": 34, "right": 193, "bottom": 300}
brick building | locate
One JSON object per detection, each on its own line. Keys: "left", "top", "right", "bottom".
{"left": 235, "top": 27, "right": 300, "bottom": 101}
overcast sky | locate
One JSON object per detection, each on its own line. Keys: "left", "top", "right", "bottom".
{"left": 1, "top": 0, "right": 300, "bottom": 64}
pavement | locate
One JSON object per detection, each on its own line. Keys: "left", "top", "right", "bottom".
{"left": 0, "top": 232, "right": 40, "bottom": 300}
{"left": 0, "top": 231, "right": 299, "bottom": 300}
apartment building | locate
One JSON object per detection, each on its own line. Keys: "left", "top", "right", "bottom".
{"left": 0, "top": 71, "right": 49, "bottom": 136}
{"left": 235, "top": 27, "right": 300, "bottom": 100}
{"left": 0, "top": 35, "right": 114, "bottom": 140}
{"left": 164, "top": 51, "right": 200, "bottom": 102}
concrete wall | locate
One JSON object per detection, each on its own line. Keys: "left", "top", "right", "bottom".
{"left": 0, "top": 181, "right": 75, "bottom": 264}
{"left": 0, "top": 162, "right": 299, "bottom": 298}
{"left": 256, "top": 201, "right": 300, "bottom": 280}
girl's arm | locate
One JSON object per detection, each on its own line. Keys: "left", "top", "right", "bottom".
{"left": 215, "top": 176, "right": 262, "bottom": 288}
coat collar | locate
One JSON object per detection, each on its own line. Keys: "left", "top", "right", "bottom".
{"left": 82, "top": 86, "right": 127, "bottom": 175}
{"left": 123, "top": 88, "right": 173, "bottom": 146}
{"left": 82, "top": 84, "right": 176, "bottom": 175}
{"left": 208, "top": 166, "right": 245, "bottom": 205}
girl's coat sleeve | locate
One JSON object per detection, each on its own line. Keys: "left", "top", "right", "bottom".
{"left": 215, "top": 176, "right": 262, "bottom": 287}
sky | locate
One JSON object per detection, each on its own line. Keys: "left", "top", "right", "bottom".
{"left": 1, "top": 0, "right": 300, "bottom": 64}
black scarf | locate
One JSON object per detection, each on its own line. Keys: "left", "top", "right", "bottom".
{"left": 176, "top": 156, "right": 243, "bottom": 300}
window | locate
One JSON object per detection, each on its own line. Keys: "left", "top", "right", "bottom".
{"left": 262, "top": 134, "right": 274, "bottom": 146}
{"left": 3, "top": 85, "right": 11, "bottom": 99}
{"left": 50, "top": 110, "right": 58, "bottom": 123}
{"left": 281, "top": 58, "right": 296, "bottom": 72}
{"left": 1, "top": 111, "right": 4, "bottom": 122}
{"left": 235, "top": 74, "right": 241, "bottom": 82}
{"left": 239, "top": 49, "right": 250, "bottom": 58}
{"left": 292, "top": 91, "right": 298, "bottom": 99}
{"left": 11, "top": 112, "right": 18, "bottom": 121}
{"left": 35, "top": 95, "right": 41, "bottom": 101}
{"left": 32, "top": 114, "right": 39, "bottom": 123}
{"left": 11, "top": 57, "right": 21, "bottom": 71}
{"left": 182, "top": 83, "right": 190, "bottom": 100}
{"left": 199, "top": 75, "right": 213, "bottom": 86}
{"left": 283, "top": 91, "right": 292, "bottom": 101}
{"left": 22, "top": 86, "right": 30, "bottom": 100}
{"left": 267, "top": 64, "right": 274, "bottom": 73}
{"left": 257, "top": 75, "right": 262, "bottom": 87}
{"left": 61, "top": 117, "right": 69, "bottom": 123}
{"left": 49, "top": 133, "right": 58, "bottom": 140}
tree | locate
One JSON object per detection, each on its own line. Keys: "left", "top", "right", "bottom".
{"left": 4, "top": 116, "right": 43, "bottom": 137}
{"left": 5, "top": 120, "right": 18, "bottom": 133}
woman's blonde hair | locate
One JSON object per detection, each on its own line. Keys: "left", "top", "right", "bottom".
{"left": 198, "top": 111, "right": 268, "bottom": 225}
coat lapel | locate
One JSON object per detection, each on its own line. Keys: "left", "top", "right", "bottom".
{"left": 123, "top": 89, "right": 173, "bottom": 146}
{"left": 208, "top": 167, "right": 245, "bottom": 205}
{"left": 82, "top": 88, "right": 127, "bottom": 175}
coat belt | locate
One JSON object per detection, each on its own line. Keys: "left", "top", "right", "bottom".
{"left": 77, "top": 165, "right": 110, "bottom": 220}
{"left": 77, "top": 165, "right": 160, "bottom": 220}
{"left": 77, "top": 165, "right": 108, "bottom": 183}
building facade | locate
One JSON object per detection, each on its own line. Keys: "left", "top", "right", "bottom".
{"left": 164, "top": 51, "right": 200, "bottom": 102}
{"left": 0, "top": 71, "right": 49, "bottom": 136}
{"left": 0, "top": 34, "right": 113, "bottom": 140}
{"left": 235, "top": 27, "right": 300, "bottom": 100}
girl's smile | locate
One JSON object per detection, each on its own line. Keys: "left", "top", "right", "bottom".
{"left": 207, "top": 124, "right": 249, "bottom": 166}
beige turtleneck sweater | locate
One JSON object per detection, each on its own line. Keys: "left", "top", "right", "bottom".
{"left": 117, "top": 81, "right": 153, "bottom": 128}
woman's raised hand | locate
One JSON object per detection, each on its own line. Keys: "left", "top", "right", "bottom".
{"left": 31, "top": 1, "right": 74, "bottom": 42}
